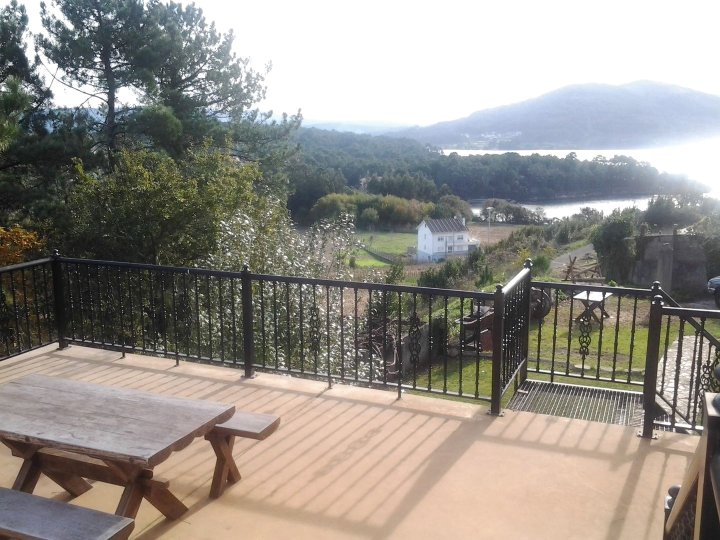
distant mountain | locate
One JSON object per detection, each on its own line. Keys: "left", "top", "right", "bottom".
{"left": 392, "top": 81, "right": 720, "bottom": 149}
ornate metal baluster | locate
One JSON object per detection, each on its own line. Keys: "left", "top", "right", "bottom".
{"left": 578, "top": 315, "right": 591, "bottom": 376}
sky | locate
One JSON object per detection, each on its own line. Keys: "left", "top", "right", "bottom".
{"left": 21, "top": 0, "right": 720, "bottom": 126}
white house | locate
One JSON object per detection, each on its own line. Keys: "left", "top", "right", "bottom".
{"left": 416, "top": 218, "right": 477, "bottom": 263}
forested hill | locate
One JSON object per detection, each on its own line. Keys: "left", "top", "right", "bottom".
{"left": 287, "top": 127, "right": 703, "bottom": 223}
{"left": 392, "top": 81, "right": 720, "bottom": 149}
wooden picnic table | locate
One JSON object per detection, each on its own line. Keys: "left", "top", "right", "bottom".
{"left": 0, "top": 374, "right": 235, "bottom": 520}
{"left": 573, "top": 291, "right": 613, "bottom": 323}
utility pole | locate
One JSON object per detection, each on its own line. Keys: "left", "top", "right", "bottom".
{"left": 485, "top": 206, "right": 494, "bottom": 248}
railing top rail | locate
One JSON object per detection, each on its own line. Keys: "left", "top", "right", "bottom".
{"left": 51, "top": 257, "right": 494, "bottom": 300}
{"left": 503, "top": 267, "right": 530, "bottom": 294}
{"left": 0, "top": 258, "right": 53, "bottom": 274}
{"left": 661, "top": 305, "right": 720, "bottom": 320}
{"left": 531, "top": 280, "right": 654, "bottom": 297}
{"left": 251, "top": 272, "right": 494, "bottom": 299}
{"left": 56, "top": 256, "right": 238, "bottom": 277}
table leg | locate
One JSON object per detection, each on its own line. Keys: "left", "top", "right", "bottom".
{"left": 575, "top": 301, "right": 592, "bottom": 322}
{"left": 12, "top": 458, "right": 42, "bottom": 493}
{"left": 206, "top": 433, "right": 241, "bottom": 498}
{"left": 143, "top": 481, "right": 188, "bottom": 520}
{"left": 116, "top": 481, "right": 145, "bottom": 519}
{"left": 113, "top": 464, "right": 188, "bottom": 520}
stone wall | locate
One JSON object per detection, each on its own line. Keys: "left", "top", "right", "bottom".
{"left": 630, "top": 233, "right": 707, "bottom": 295}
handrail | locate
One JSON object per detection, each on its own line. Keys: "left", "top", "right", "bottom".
{"left": 659, "top": 289, "right": 720, "bottom": 351}
{"left": 531, "top": 279, "right": 654, "bottom": 297}
{"left": 57, "top": 257, "right": 493, "bottom": 300}
{"left": 502, "top": 266, "right": 530, "bottom": 294}
{"left": 252, "top": 272, "right": 493, "bottom": 299}
{"left": 0, "top": 258, "right": 53, "bottom": 274}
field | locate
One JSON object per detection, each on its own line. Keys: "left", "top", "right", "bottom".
{"left": 353, "top": 225, "right": 519, "bottom": 269}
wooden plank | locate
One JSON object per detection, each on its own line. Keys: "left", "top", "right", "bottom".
{"left": 212, "top": 412, "right": 281, "bottom": 440}
{"left": 0, "top": 375, "right": 234, "bottom": 467}
{"left": 0, "top": 487, "right": 134, "bottom": 540}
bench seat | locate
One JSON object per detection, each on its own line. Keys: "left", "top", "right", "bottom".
{"left": 212, "top": 412, "right": 281, "bottom": 440}
{"left": 205, "top": 411, "right": 280, "bottom": 498}
{"left": 0, "top": 487, "right": 134, "bottom": 540}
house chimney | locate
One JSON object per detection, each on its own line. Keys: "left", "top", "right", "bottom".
{"left": 462, "top": 217, "right": 465, "bottom": 226}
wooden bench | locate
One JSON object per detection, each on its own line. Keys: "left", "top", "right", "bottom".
{"left": 0, "top": 487, "right": 134, "bottom": 540}
{"left": 204, "top": 412, "right": 280, "bottom": 498}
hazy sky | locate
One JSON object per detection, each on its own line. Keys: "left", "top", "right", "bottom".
{"left": 23, "top": 0, "right": 720, "bottom": 126}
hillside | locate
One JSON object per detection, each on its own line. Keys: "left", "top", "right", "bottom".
{"left": 392, "top": 81, "right": 720, "bottom": 149}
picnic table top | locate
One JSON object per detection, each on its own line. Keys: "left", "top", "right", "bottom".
{"left": 0, "top": 374, "right": 235, "bottom": 467}
{"left": 573, "top": 291, "right": 613, "bottom": 303}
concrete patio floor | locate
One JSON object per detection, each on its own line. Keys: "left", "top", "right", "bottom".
{"left": 0, "top": 345, "right": 697, "bottom": 539}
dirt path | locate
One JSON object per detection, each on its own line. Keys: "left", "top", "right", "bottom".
{"left": 550, "top": 243, "right": 596, "bottom": 278}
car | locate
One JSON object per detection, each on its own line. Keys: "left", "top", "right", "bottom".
{"left": 709, "top": 276, "right": 720, "bottom": 308}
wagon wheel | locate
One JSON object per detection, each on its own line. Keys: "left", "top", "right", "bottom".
{"left": 530, "top": 288, "right": 552, "bottom": 320}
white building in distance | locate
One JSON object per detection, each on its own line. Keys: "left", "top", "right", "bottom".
{"left": 416, "top": 218, "right": 477, "bottom": 263}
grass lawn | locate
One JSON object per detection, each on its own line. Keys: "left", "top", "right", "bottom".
{"left": 407, "top": 355, "right": 494, "bottom": 402}
{"left": 352, "top": 252, "right": 389, "bottom": 268}
{"left": 358, "top": 232, "right": 416, "bottom": 256}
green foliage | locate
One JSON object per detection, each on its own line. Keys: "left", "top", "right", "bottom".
{"left": 140, "top": 1, "right": 266, "bottom": 123}
{"left": 310, "top": 192, "right": 432, "bottom": 229}
{"left": 1, "top": 1, "right": 50, "bottom": 106}
{"left": 65, "top": 146, "right": 258, "bottom": 265}
{"left": 482, "top": 198, "right": 544, "bottom": 224}
{"left": 366, "top": 171, "right": 438, "bottom": 201}
{"left": 287, "top": 160, "right": 346, "bottom": 223}
{"left": 294, "top": 127, "right": 440, "bottom": 187}
{"left": 358, "top": 207, "right": 379, "bottom": 229}
{"left": 590, "top": 208, "right": 640, "bottom": 282}
{"left": 431, "top": 194, "right": 473, "bottom": 221}
{"left": 0, "top": 77, "right": 29, "bottom": 153}
{"left": 39, "top": 0, "right": 148, "bottom": 157}
{"left": 1, "top": 1, "right": 49, "bottom": 153}
{"left": 418, "top": 258, "right": 466, "bottom": 289}
{"left": 689, "top": 202, "right": 720, "bottom": 278}
{"left": 532, "top": 254, "right": 551, "bottom": 275}
{"left": 643, "top": 194, "right": 702, "bottom": 228}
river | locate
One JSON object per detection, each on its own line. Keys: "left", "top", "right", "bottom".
{"left": 457, "top": 136, "right": 720, "bottom": 219}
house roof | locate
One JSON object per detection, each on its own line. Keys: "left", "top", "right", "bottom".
{"left": 420, "top": 218, "right": 469, "bottom": 234}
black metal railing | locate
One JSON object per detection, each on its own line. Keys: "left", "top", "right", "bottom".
{"left": 0, "top": 258, "right": 57, "bottom": 359}
{"left": 491, "top": 260, "right": 532, "bottom": 414}
{"left": 250, "top": 273, "right": 494, "bottom": 400}
{"left": 4, "top": 254, "right": 719, "bottom": 426}
{"left": 643, "top": 297, "right": 720, "bottom": 435}
{"left": 48, "top": 257, "right": 495, "bottom": 402}
{"left": 527, "top": 281, "right": 657, "bottom": 389}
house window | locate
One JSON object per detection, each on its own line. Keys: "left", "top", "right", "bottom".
{"left": 447, "top": 246, "right": 453, "bottom": 252}
{"left": 457, "top": 235, "right": 463, "bottom": 240}
{"left": 437, "top": 236, "right": 443, "bottom": 241}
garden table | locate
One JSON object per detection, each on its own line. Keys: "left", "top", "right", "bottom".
{"left": 0, "top": 374, "right": 235, "bottom": 520}
{"left": 574, "top": 291, "right": 613, "bottom": 323}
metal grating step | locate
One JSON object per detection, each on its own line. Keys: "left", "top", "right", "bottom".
{"left": 507, "top": 380, "right": 645, "bottom": 426}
